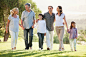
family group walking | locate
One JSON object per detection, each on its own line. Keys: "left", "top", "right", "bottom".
{"left": 6, "top": 3, "right": 78, "bottom": 51}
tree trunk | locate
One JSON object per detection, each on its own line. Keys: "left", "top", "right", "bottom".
{"left": 2, "top": 10, "right": 9, "bottom": 42}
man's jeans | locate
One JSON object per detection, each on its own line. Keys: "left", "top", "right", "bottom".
{"left": 24, "top": 28, "right": 33, "bottom": 49}
{"left": 37, "top": 33, "right": 44, "bottom": 49}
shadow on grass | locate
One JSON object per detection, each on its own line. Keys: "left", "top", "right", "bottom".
{"left": 0, "top": 50, "right": 85, "bottom": 57}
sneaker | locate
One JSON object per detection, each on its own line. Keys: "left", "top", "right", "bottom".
{"left": 12, "top": 48, "right": 14, "bottom": 51}
{"left": 41, "top": 48, "right": 43, "bottom": 50}
{"left": 30, "top": 47, "right": 32, "bottom": 50}
{"left": 75, "top": 50, "right": 77, "bottom": 51}
{"left": 25, "top": 48, "right": 29, "bottom": 50}
{"left": 59, "top": 49, "right": 62, "bottom": 51}
{"left": 39, "top": 48, "right": 41, "bottom": 50}
{"left": 14, "top": 47, "right": 16, "bottom": 50}
{"left": 47, "top": 48, "right": 50, "bottom": 50}
{"left": 62, "top": 48, "right": 64, "bottom": 51}
{"left": 71, "top": 49, "right": 73, "bottom": 51}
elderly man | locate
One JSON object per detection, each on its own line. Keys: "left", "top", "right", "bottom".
{"left": 21, "top": 3, "right": 35, "bottom": 50}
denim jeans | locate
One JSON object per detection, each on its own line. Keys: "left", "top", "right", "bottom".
{"left": 37, "top": 33, "right": 44, "bottom": 49}
{"left": 24, "top": 28, "right": 33, "bottom": 49}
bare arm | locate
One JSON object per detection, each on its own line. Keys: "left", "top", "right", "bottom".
{"left": 68, "top": 29, "right": 70, "bottom": 33}
{"left": 63, "top": 16, "right": 68, "bottom": 29}
{"left": 6, "top": 19, "right": 10, "bottom": 33}
{"left": 33, "top": 20, "right": 35, "bottom": 26}
{"left": 20, "top": 19, "right": 25, "bottom": 30}
{"left": 21, "top": 19, "right": 23, "bottom": 26}
{"left": 32, "top": 20, "right": 35, "bottom": 28}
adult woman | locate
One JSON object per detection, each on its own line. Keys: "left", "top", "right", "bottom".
{"left": 55, "top": 6, "right": 68, "bottom": 51}
{"left": 6, "top": 7, "right": 19, "bottom": 50}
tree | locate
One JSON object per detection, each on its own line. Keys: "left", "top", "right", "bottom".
{"left": 0, "top": 0, "right": 42, "bottom": 40}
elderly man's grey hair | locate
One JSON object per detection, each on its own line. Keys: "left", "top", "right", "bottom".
{"left": 25, "top": 3, "right": 31, "bottom": 7}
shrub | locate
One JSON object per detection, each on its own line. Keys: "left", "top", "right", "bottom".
{"left": 53, "top": 36, "right": 59, "bottom": 44}
{"left": 63, "top": 31, "right": 69, "bottom": 44}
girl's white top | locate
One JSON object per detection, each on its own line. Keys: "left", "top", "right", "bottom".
{"left": 37, "top": 20, "right": 46, "bottom": 33}
{"left": 8, "top": 15, "right": 19, "bottom": 32}
{"left": 55, "top": 13, "right": 65, "bottom": 26}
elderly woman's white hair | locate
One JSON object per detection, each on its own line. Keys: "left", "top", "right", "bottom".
{"left": 10, "top": 7, "right": 19, "bottom": 16}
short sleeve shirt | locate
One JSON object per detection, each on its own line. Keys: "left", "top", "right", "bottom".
{"left": 55, "top": 13, "right": 65, "bottom": 26}
{"left": 44, "top": 12, "right": 55, "bottom": 31}
{"left": 8, "top": 15, "right": 19, "bottom": 32}
{"left": 21, "top": 10, "right": 35, "bottom": 29}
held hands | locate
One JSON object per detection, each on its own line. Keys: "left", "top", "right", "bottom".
{"left": 63, "top": 22, "right": 65, "bottom": 25}
{"left": 67, "top": 28, "right": 69, "bottom": 32}
{"left": 75, "top": 37, "right": 77, "bottom": 39}
{"left": 19, "top": 24, "right": 34, "bottom": 30}
{"left": 19, "top": 24, "right": 25, "bottom": 30}
{"left": 22, "top": 26, "right": 25, "bottom": 30}
{"left": 44, "top": 33, "right": 46, "bottom": 36}
{"left": 32, "top": 25, "right": 34, "bottom": 28}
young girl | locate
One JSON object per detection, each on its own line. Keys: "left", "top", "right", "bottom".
{"left": 36, "top": 14, "right": 46, "bottom": 50}
{"left": 67, "top": 21, "right": 78, "bottom": 51}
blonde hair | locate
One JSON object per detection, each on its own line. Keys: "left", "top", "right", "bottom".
{"left": 10, "top": 7, "right": 19, "bottom": 16}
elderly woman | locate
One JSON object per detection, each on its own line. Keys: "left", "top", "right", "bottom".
{"left": 6, "top": 7, "right": 20, "bottom": 50}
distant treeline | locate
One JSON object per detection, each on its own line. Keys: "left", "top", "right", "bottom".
{"left": 67, "top": 19, "right": 86, "bottom": 30}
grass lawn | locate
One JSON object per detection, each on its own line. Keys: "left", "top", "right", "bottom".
{"left": 0, "top": 38, "right": 86, "bottom": 57}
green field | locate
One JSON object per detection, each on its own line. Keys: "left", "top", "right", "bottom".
{"left": 0, "top": 38, "right": 86, "bottom": 57}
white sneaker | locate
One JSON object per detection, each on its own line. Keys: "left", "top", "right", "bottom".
{"left": 30, "top": 47, "right": 32, "bottom": 50}
{"left": 39, "top": 48, "right": 41, "bottom": 50}
{"left": 71, "top": 49, "right": 73, "bottom": 51}
{"left": 59, "top": 49, "right": 62, "bottom": 51}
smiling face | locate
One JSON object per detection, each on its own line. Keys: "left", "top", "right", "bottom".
{"left": 15, "top": 10, "right": 18, "bottom": 14}
{"left": 72, "top": 23, "right": 75, "bottom": 28}
{"left": 38, "top": 15, "right": 42, "bottom": 20}
{"left": 48, "top": 6, "right": 53, "bottom": 12}
{"left": 57, "top": 7, "right": 61, "bottom": 12}
{"left": 25, "top": 5, "right": 30, "bottom": 11}
{"left": 13, "top": 8, "right": 19, "bottom": 15}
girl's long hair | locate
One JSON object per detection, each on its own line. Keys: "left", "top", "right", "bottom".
{"left": 70, "top": 21, "right": 76, "bottom": 29}
{"left": 10, "top": 7, "right": 19, "bottom": 16}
